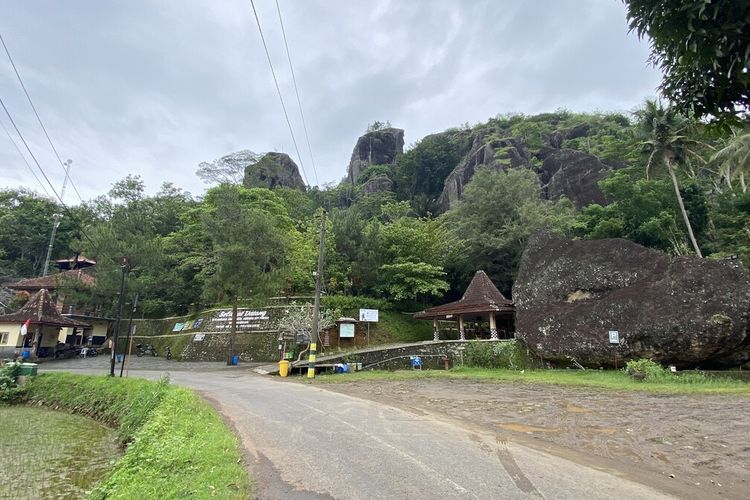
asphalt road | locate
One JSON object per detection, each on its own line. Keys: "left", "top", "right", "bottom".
{"left": 42, "top": 358, "right": 673, "bottom": 499}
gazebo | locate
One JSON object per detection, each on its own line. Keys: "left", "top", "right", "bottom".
{"left": 413, "top": 271, "right": 515, "bottom": 340}
{"left": 0, "top": 288, "right": 89, "bottom": 359}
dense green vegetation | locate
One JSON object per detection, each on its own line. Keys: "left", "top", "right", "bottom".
{"left": 23, "top": 373, "right": 252, "bottom": 499}
{"left": 624, "top": 0, "right": 750, "bottom": 124}
{"left": 2, "top": 103, "right": 749, "bottom": 322}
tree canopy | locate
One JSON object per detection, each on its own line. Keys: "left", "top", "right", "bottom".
{"left": 625, "top": 0, "right": 750, "bottom": 123}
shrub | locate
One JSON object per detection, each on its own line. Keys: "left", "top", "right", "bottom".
{"left": 464, "top": 340, "right": 531, "bottom": 370}
{"left": 0, "top": 362, "right": 26, "bottom": 403}
{"left": 322, "top": 295, "right": 392, "bottom": 312}
{"left": 625, "top": 359, "right": 669, "bottom": 382}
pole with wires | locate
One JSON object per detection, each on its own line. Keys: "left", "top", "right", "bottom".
{"left": 307, "top": 210, "right": 326, "bottom": 379}
{"left": 109, "top": 258, "right": 128, "bottom": 377}
{"left": 42, "top": 159, "right": 72, "bottom": 276}
{"left": 120, "top": 293, "right": 139, "bottom": 378}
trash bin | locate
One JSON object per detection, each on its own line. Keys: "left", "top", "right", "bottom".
{"left": 116, "top": 354, "right": 124, "bottom": 363}
{"left": 232, "top": 355, "right": 239, "bottom": 366}
{"left": 410, "top": 356, "right": 422, "bottom": 370}
{"left": 19, "top": 363, "right": 37, "bottom": 376}
{"left": 21, "top": 350, "right": 30, "bottom": 360}
{"left": 278, "top": 359, "right": 290, "bottom": 377}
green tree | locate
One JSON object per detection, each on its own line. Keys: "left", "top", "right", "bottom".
{"left": 572, "top": 168, "right": 707, "bottom": 253}
{"left": 712, "top": 128, "right": 750, "bottom": 193}
{"left": 445, "top": 168, "right": 574, "bottom": 294}
{"left": 624, "top": 0, "right": 750, "bottom": 123}
{"left": 201, "top": 184, "right": 289, "bottom": 363}
{"left": 0, "top": 189, "right": 83, "bottom": 277}
{"left": 633, "top": 100, "right": 704, "bottom": 256}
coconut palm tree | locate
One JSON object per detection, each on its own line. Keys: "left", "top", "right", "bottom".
{"left": 633, "top": 100, "right": 703, "bottom": 257}
{"left": 713, "top": 128, "right": 750, "bottom": 193}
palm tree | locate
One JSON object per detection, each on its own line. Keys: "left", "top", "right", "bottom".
{"left": 713, "top": 128, "right": 750, "bottom": 193}
{"left": 633, "top": 100, "right": 703, "bottom": 257}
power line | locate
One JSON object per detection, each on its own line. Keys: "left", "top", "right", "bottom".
{"left": 0, "top": 116, "right": 52, "bottom": 197}
{"left": 248, "top": 0, "right": 309, "bottom": 186}
{"left": 0, "top": 95, "right": 64, "bottom": 202}
{"left": 0, "top": 31, "right": 85, "bottom": 204}
{"left": 0, "top": 94, "right": 110, "bottom": 263}
{"left": 275, "top": 0, "right": 319, "bottom": 186}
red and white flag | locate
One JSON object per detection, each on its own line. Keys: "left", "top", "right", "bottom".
{"left": 19, "top": 319, "right": 30, "bottom": 336}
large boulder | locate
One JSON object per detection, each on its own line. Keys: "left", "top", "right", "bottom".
{"left": 243, "top": 152, "right": 306, "bottom": 191}
{"left": 513, "top": 232, "right": 750, "bottom": 368}
{"left": 347, "top": 128, "right": 404, "bottom": 184}
{"left": 537, "top": 149, "right": 614, "bottom": 208}
{"left": 361, "top": 174, "right": 394, "bottom": 195}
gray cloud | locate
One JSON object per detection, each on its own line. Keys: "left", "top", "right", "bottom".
{"left": 0, "top": 0, "right": 660, "bottom": 201}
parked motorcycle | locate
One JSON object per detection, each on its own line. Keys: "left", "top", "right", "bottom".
{"left": 135, "top": 343, "right": 158, "bottom": 357}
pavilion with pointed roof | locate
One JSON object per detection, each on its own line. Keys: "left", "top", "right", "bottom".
{"left": 413, "top": 270, "right": 515, "bottom": 340}
{"left": 0, "top": 289, "right": 89, "bottom": 359}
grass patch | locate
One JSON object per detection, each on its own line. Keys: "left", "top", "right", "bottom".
{"left": 24, "top": 373, "right": 252, "bottom": 499}
{"left": 364, "top": 310, "right": 434, "bottom": 343}
{"left": 313, "top": 367, "right": 750, "bottom": 395}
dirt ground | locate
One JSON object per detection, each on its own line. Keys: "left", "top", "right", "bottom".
{"left": 322, "top": 378, "right": 750, "bottom": 499}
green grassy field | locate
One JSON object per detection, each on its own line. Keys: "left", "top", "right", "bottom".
{"left": 314, "top": 367, "right": 750, "bottom": 395}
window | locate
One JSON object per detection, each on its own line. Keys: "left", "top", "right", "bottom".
{"left": 0, "top": 332, "right": 9, "bottom": 345}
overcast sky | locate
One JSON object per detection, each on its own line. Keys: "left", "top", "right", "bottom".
{"left": 0, "top": 0, "right": 661, "bottom": 203}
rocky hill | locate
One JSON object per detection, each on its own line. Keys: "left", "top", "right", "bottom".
{"left": 243, "top": 152, "right": 307, "bottom": 191}
{"left": 344, "top": 111, "right": 635, "bottom": 214}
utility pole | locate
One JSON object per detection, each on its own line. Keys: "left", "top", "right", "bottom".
{"left": 42, "top": 159, "right": 72, "bottom": 276}
{"left": 119, "top": 292, "right": 138, "bottom": 377}
{"left": 307, "top": 210, "right": 326, "bottom": 379}
{"left": 109, "top": 258, "right": 128, "bottom": 377}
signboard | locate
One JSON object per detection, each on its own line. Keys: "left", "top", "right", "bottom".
{"left": 193, "top": 334, "right": 205, "bottom": 342}
{"left": 359, "top": 309, "right": 379, "bottom": 322}
{"left": 173, "top": 322, "right": 185, "bottom": 332}
{"left": 608, "top": 330, "right": 620, "bottom": 344}
{"left": 339, "top": 323, "right": 355, "bottom": 338}
{"left": 209, "top": 309, "right": 270, "bottom": 331}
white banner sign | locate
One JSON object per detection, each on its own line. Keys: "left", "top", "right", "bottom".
{"left": 359, "top": 309, "right": 379, "bottom": 322}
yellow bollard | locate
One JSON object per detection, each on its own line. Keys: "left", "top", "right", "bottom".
{"left": 307, "top": 343, "right": 317, "bottom": 379}
{"left": 278, "top": 359, "right": 290, "bottom": 377}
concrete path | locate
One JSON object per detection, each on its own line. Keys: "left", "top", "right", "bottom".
{"left": 41, "top": 358, "right": 674, "bottom": 499}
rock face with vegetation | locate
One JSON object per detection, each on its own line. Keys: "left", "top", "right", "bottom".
{"left": 513, "top": 231, "right": 750, "bottom": 368}
{"left": 361, "top": 174, "right": 394, "bottom": 195}
{"left": 538, "top": 148, "right": 615, "bottom": 208}
{"left": 243, "top": 152, "right": 306, "bottom": 191}
{"left": 437, "top": 130, "right": 530, "bottom": 212}
{"left": 347, "top": 128, "right": 404, "bottom": 184}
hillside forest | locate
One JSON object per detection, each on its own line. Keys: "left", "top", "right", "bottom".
{"left": 1, "top": 100, "right": 749, "bottom": 318}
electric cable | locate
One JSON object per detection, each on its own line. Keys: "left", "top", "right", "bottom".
{"left": 275, "top": 0, "right": 319, "bottom": 186}
{"left": 0, "top": 31, "right": 85, "bottom": 203}
{"left": 248, "top": 0, "right": 309, "bottom": 186}
{"left": 0, "top": 116, "right": 52, "bottom": 197}
{"left": 0, "top": 94, "right": 116, "bottom": 265}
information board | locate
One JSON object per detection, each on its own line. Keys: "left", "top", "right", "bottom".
{"left": 359, "top": 309, "right": 379, "bottom": 322}
{"left": 340, "top": 323, "right": 355, "bottom": 338}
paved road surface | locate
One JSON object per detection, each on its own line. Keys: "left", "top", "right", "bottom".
{"left": 43, "top": 359, "right": 673, "bottom": 499}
